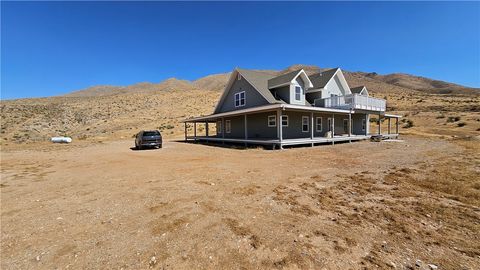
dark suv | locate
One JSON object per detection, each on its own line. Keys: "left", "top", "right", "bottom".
{"left": 135, "top": 130, "right": 162, "bottom": 149}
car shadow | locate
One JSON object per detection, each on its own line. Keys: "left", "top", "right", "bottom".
{"left": 129, "top": 147, "right": 159, "bottom": 151}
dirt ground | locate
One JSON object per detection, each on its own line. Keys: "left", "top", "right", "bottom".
{"left": 1, "top": 136, "right": 479, "bottom": 269}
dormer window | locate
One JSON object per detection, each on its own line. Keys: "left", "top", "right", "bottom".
{"left": 295, "top": 86, "right": 301, "bottom": 101}
{"left": 234, "top": 91, "right": 245, "bottom": 107}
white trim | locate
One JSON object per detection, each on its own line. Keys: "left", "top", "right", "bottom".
{"left": 294, "top": 86, "right": 301, "bottom": 101}
{"left": 315, "top": 117, "right": 323, "bottom": 132}
{"left": 225, "top": 120, "right": 231, "bottom": 133}
{"left": 384, "top": 113, "right": 402, "bottom": 118}
{"left": 268, "top": 115, "right": 276, "bottom": 127}
{"left": 291, "top": 69, "right": 314, "bottom": 89}
{"left": 302, "top": 116, "right": 309, "bottom": 133}
{"left": 281, "top": 115, "right": 289, "bottom": 127}
{"left": 234, "top": 91, "right": 246, "bottom": 108}
{"left": 333, "top": 69, "right": 351, "bottom": 95}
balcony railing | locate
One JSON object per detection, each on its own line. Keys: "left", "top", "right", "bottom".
{"left": 314, "top": 94, "right": 386, "bottom": 112}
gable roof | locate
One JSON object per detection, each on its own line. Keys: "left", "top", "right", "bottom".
{"left": 350, "top": 86, "right": 366, "bottom": 94}
{"left": 309, "top": 68, "right": 339, "bottom": 89}
{"left": 213, "top": 68, "right": 283, "bottom": 113}
{"left": 267, "top": 69, "right": 302, "bottom": 88}
{"left": 267, "top": 69, "right": 314, "bottom": 89}
{"left": 237, "top": 68, "right": 281, "bottom": 103}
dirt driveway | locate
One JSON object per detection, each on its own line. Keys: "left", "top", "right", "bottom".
{"left": 1, "top": 137, "right": 479, "bottom": 269}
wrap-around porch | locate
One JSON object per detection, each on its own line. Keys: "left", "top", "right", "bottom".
{"left": 183, "top": 104, "right": 400, "bottom": 149}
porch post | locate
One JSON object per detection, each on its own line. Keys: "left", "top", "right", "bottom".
{"left": 310, "top": 112, "right": 314, "bottom": 147}
{"left": 377, "top": 114, "right": 381, "bottom": 135}
{"left": 244, "top": 114, "right": 248, "bottom": 147}
{"left": 388, "top": 118, "right": 391, "bottom": 135}
{"left": 184, "top": 122, "right": 187, "bottom": 142}
{"left": 277, "top": 109, "right": 283, "bottom": 149}
{"left": 222, "top": 117, "right": 225, "bottom": 144}
{"left": 331, "top": 113, "right": 335, "bottom": 145}
{"left": 396, "top": 117, "right": 399, "bottom": 134}
{"left": 194, "top": 122, "right": 197, "bottom": 142}
{"left": 365, "top": 114, "right": 369, "bottom": 136}
{"left": 348, "top": 112, "right": 352, "bottom": 137}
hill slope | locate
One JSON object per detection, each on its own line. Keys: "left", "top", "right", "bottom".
{"left": 63, "top": 65, "right": 479, "bottom": 98}
{"left": 1, "top": 64, "right": 479, "bottom": 145}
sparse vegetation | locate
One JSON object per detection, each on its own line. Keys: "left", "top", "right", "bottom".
{"left": 403, "top": 119, "right": 414, "bottom": 128}
{"left": 457, "top": 122, "right": 467, "bottom": 127}
{"left": 447, "top": 116, "right": 461, "bottom": 122}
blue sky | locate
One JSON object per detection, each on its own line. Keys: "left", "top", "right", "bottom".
{"left": 1, "top": 1, "right": 479, "bottom": 99}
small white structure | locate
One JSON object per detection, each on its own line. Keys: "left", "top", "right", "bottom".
{"left": 51, "top": 137, "right": 72, "bottom": 143}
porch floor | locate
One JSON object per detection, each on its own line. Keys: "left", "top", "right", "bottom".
{"left": 186, "top": 134, "right": 399, "bottom": 147}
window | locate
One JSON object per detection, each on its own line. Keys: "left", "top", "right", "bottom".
{"left": 234, "top": 91, "right": 245, "bottom": 107}
{"left": 327, "top": 118, "right": 332, "bottom": 132}
{"left": 295, "top": 86, "right": 301, "bottom": 101}
{"left": 217, "top": 121, "right": 222, "bottom": 134}
{"left": 362, "top": 119, "right": 366, "bottom": 131}
{"left": 237, "top": 73, "right": 241, "bottom": 80}
{"left": 302, "top": 116, "right": 309, "bottom": 132}
{"left": 281, "top": 115, "right": 289, "bottom": 127}
{"left": 343, "top": 119, "right": 349, "bottom": 133}
{"left": 316, "top": 117, "right": 322, "bottom": 132}
{"left": 225, "top": 120, "right": 231, "bottom": 133}
{"left": 268, "top": 115, "right": 276, "bottom": 127}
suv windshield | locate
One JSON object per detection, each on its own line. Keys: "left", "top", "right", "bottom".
{"left": 143, "top": 131, "right": 160, "bottom": 137}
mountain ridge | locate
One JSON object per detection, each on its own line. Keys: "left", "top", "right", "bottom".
{"left": 63, "top": 65, "right": 479, "bottom": 98}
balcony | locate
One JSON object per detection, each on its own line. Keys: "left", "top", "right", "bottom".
{"left": 314, "top": 94, "right": 386, "bottom": 112}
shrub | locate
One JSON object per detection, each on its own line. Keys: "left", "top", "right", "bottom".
{"left": 447, "top": 116, "right": 460, "bottom": 123}
{"left": 436, "top": 114, "right": 445, "bottom": 119}
{"left": 457, "top": 122, "right": 466, "bottom": 127}
{"left": 403, "top": 120, "right": 414, "bottom": 128}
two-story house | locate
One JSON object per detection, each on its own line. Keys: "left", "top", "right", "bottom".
{"left": 184, "top": 68, "right": 400, "bottom": 149}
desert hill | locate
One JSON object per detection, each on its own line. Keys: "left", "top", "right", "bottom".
{"left": 354, "top": 72, "right": 479, "bottom": 95}
{"left": 64, "top": 65, "right": 479, "bottom": 98}
{"left": 1, "top": 65, "right": 479, "bottom": 145}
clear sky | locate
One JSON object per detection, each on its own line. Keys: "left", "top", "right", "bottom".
{"left": 1, "top": 1, "right": 479, "bottom": 99}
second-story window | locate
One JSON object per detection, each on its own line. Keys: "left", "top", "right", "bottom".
{"left": 234, "top": 91, "right": 245, "bottom": 107}
{"left": 295, "top": 86, "right": 301, "bottom": 101}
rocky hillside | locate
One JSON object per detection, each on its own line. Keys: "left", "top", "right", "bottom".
{"left": 64, "top": 65, "right": 479, "bottom": 98}
{"left": 1, "top": 65, "right": 479, "bottom": 145}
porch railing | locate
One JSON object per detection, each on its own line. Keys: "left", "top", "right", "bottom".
{"left": 314, "top": 94, "right": 386, "bottom": 112}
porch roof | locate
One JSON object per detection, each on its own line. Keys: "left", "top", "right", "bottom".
{"left": 183, "top": 104, "right": 353, "bottom": 122}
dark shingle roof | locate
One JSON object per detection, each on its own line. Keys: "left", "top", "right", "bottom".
{"left": 267, "top": 69, "right": 303, "bottom": 89}
{"left": 309, "top": 68, "right": 339, "bottom": 89}
{"left": 236, "top": 69, "right": 284, "bottom": 104}
{"left": 350, "top": 86, "right": 366, "bottom": 94}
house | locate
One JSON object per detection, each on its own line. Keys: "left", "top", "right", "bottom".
{"left": 183, "top": 67, "right": 400, "bottom": 149}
